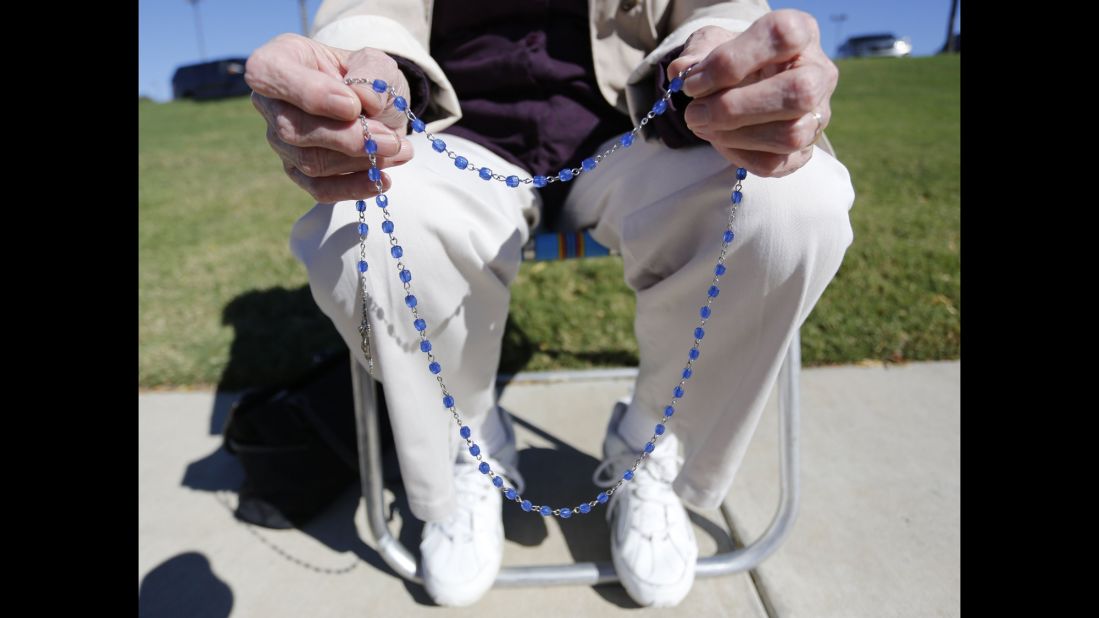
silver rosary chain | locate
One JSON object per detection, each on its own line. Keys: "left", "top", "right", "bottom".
{"left": 345, "top": 63, "right": 754, "bottom": 518}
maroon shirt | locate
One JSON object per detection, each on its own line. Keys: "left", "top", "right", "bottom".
{"left": 391, "top": 0, "right": 704, "bottom": 226}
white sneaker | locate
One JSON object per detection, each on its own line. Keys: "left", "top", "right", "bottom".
{"left": 419, "top": 406, "right": 524, "bottom": 607}
{"left": 592, "top": 400, "right": 698, "bottom": 607}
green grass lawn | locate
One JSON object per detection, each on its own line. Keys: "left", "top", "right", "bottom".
{"left": 139, "top": 55, "right": 959, "bottom": 389}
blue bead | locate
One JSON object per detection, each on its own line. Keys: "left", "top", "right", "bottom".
{"left": 533, "top": 175, "right": 547, "bottom": 188}
{"left": 479, "top": 167, "right": 492, "bottom": 180}
{"left": 597, "top": 492, "right": 608, "bottom": 504}
{"left": 652, "top": 98, "right": 668, "bottom": 115}
{"left": 371, "top": 79, "right": 387, "bottom": 93}
{"left": 736, "top": 167, "right": 747, "bottom": 180}
{"left": 469, "top": 444, "right": 480, "bottom": 456}
{"left": 381, "top": 220, "right": 394, "bottom": 233}
{"left": 368, "top": 167, "right": 381, "bottom": 181}
{"left": 645, "top": 442, "right": 655, "bottom": 453}
{"left": 723, "top": 230, "right": 734, "bottom": 243}
{"left": 620, "top": 133, "right": 634, "bottom": 147}
{"left": 732, "top": 190, "right": 743, "bottom": 204}
{"left": 479, "top": 462, "right": 491, "bottom": 474}
{"left": 540, "top": 505, "right": 552, "bottom": 516}
{"left": 579, "top": 503, "right": 591, "bottom": 514}
{"left": 453, "top": 156, "right": 467, "bottom": 170}
{"left": 443, "top": 394, "right": 455, "bottom": 408}
{"left": 506, "top": 488, "right": 518, "bottom": 500}
{"left": 365, "top": 139, "right": 378, "bottom": 154}
{"left": 400, "top": 269, "right": 412, "bottom": 283}
{"left": 521, "top": 499, "right": 532, "bottom": 511}
{"left": 694, "top": 327, "right": 705, "bottom": 340}
{"left": 689, "top": 348, "right": 700, "bottom": 360}
{"left": 559, "top": 507, "right": 572, "bottom": 519}
{"left": 708, "top": 285, "right": 720, "bottom": 298}
{"left": 414, "top": 318, "right": 427, "bottom": 331}
{"left": 391, "top": 246, "right": 404, "bottom": 259}
{"left": 582, "top": 158, "right": 597, "bottom": 171}
{"left": 420, "top": 340, "right": 432, "bottom": 353}
{"left": 432, "top": 139, "right": 446, "bottom": 153}
{"left": 404, "top": 294, "right": 417, "bottom": 307}
{"left": 393, "top": 95, "right": 407, "bottom": 111}
{"left": 357, "top": 260, "right": 368, "bottom": 273}
{"left": 356, "top": 200, "right": 367, "bottom": 212}
{"left": 655, "top": 423, "right": 666, "bottom": 435}
{"left": 506, "top": 175, "right": 520, "bottom": 187}
{"left": 715, "top": 264, "right": 726, "bottom": 276}
{"left": 623, "top": 470, "right": 634, "bottom": 481}
{"left": 493, "top": 476, "right": 504, "bottom": 488}
{"left": 429, "top": 361, "right": 441, "bottom": 374}
{"left": 412, "top": 118, "right": 425, "bottom": 132}
{"left": 558, "top": 168, "right": 573, "bottom": 182}
{"left": 460, "top": 425, "right": 471, "bottom": 439}
{"left": 683, "top": 367, "right": 692, "bottom": 380}
{"left": 358, "top": 223, "right": 368, "bottom": 236}
{"left": 668, "top": 77, "right": 684, "bottom": 93}
{"left": 664, "top": 405, "right": 675, "bottom": 417}
{"left": 700, "top": 306, "right": 711, "bottom": 319}
{"left": 674, "top": 385, "right": 684, "bottom": 398}
{"left": 376, "top": 195, "right": 388, "bottom": 208}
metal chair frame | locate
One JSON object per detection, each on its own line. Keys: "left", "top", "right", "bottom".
{"left": 343, "top": 134, "right": 842, "bottom": 588}
{"left": 348, "top": 331, "right": 801, "bottom": 587}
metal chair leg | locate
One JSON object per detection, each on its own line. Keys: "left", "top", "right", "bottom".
{"left": 350, "top": 360, "right": 422, "bottom": 583}
{"left": 351, "top": 331, "right": 801, "bottom": 587}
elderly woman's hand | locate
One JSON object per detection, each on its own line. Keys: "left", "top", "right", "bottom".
{"left": 245, "top": 33, "right": 415, "bottom": 203}
{"left": 667, "top": 10, "right": 838, "bottom": 177}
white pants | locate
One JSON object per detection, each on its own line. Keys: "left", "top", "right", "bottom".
{"left": 290, "top": 131, "right": 854, "bottom": 523}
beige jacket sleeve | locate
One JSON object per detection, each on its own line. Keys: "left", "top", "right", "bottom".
{"left": 309, "top": 0, "right": 462, "bottom": 134}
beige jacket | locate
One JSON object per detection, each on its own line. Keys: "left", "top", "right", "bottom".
{"left": 310, "top": 0, "right": 772, "bottom": 134}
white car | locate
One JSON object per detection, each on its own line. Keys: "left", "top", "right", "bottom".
{"left": 837, "top": 33, "right": 912, "bottom": 59}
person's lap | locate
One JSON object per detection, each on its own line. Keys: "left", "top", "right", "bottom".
{"left": 289, "top": 127, "right": 854, "bottom": 519}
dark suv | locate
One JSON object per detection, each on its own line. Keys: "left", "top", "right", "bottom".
{"left": 836, "top": 34, "right": 912, "bottom": 59}
{"left": 172, "top": 58, "right": 251, "bottom": 100}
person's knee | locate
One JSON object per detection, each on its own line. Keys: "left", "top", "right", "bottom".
{"left": 746, "top": 150, "right": 855, "bottom": 280}
{"left": 288, "top": 177, "right": 525, "bottom": 340}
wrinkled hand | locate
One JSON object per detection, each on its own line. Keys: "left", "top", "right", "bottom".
{"left": 667, "top": 10, "right": 838, "bottom": 177}
{"left": 245, "top": 33, "right": 415, "bottom": 202}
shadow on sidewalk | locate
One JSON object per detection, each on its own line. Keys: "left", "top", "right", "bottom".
{"left": 167, "top": 284, "right": 729, "bottom": 608}
{"left": 139, "top": 552, "right": 233, "bottom": 618}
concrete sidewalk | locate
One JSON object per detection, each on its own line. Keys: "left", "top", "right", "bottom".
{"left": 138, "top": 361, "right": 959, "bottom": 617}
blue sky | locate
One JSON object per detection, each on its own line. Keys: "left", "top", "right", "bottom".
{"left": 139, "top": 0, "right": 960, "bottom": 102}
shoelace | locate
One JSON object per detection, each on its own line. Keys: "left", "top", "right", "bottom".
{"left": 592, "top": 449, "right": 684, "bottom": 506}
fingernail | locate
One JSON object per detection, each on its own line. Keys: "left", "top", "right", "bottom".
{"left": 327, "top": 94, "right": 358, "bottom": 118}
{"left": 372, "top": 130, "right": 400, "bottom": 154}
{"left": 683, "top": 70, "right": 712, "bottom": 97}
{"left": 670, "top": 58, "right": 695, "bottom": 82}
{"left": 685, "top": 102, "right": 710, "bottom": 128}
{"left": 398, "top": 134, "right": 413, "bottom": 155}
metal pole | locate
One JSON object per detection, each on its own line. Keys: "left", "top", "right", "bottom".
{"left": 830, "top": 14, "right": 847, "bottom": 57}
{"left": 187, "top": 0, "right": 207, "bottom": 61}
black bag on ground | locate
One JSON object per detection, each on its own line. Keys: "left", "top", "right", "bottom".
{"left": 221, "top": 351, "right": 385, "bottom": 529}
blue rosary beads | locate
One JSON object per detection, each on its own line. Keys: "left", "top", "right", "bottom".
{"left": 345, "top": 64, "right": 746, "bottom": 519}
